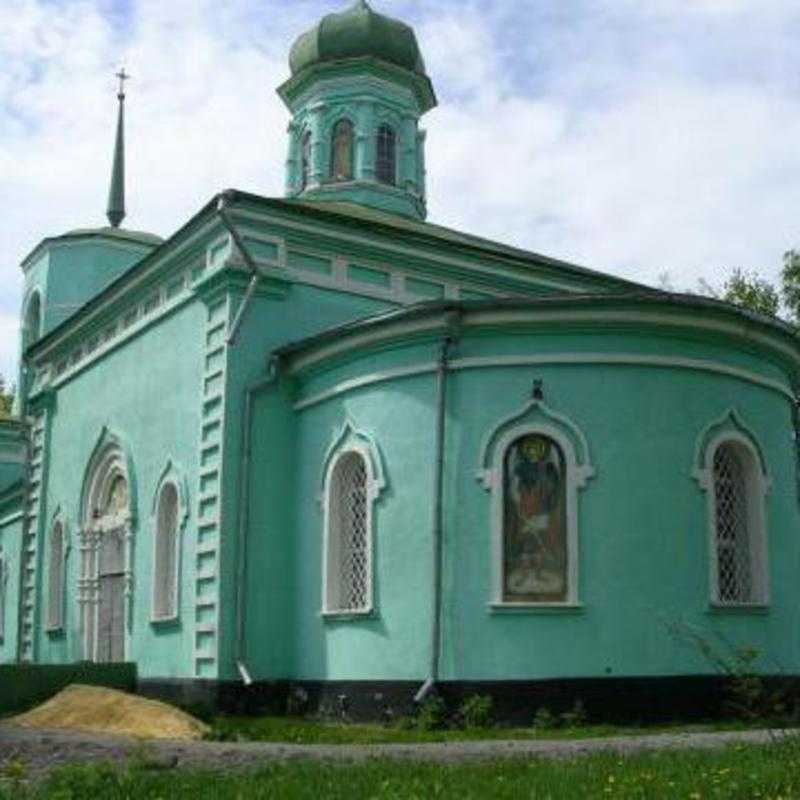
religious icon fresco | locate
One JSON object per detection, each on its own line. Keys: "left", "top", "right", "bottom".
{"left": 503, "top": 434, "right": 567, "bottom": 602}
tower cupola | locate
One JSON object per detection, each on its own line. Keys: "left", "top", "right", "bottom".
{"left": 278, "top": 0, "right": 437, "bottom": 220}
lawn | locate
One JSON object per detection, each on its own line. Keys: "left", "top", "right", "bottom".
{"left": 3, "top": 733, "right": 800, "bottom": 799}
{"left": 204, "top": 713, "right": 755, "bottom": 744}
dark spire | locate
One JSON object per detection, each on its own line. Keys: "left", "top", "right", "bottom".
{"left": 106, "top": 69, "right": 129, "bottom": 228}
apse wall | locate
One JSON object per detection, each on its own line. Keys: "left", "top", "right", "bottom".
{"left": 280, "top": 299, "right": 800, "bottom": 684}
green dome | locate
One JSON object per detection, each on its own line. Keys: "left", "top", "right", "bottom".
{"left": 289, "top": 0, "right": 427, "bottom": 77}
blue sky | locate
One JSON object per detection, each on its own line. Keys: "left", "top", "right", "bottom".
{"left": 2, "top": 0, "right": 800, "bottom": 383}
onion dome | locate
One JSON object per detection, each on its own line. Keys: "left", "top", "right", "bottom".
{"left": 289, "top": 0, "right": 427, "bottom": 77}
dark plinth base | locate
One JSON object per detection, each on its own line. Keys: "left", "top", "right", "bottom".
{"left": 138, "top": 674, "right": 800, "bottom": 724}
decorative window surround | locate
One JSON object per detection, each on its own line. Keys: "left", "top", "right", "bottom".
{"left": 46, "top": 510, "right": 69, "bottom": 634}
{"left": 478, "top": 398, "right": 594, "bottom": 609}
{"left": 150, "top": 460, "right": 190, "bottom": 625}
{"left": 78, "top": 427, "right": 137, "bottom": 662}
{"left": 692, "top": 409, "right": 770, "bottom": 608}
{"left": 320, "top": 420, "right": 387, "bottom": 618}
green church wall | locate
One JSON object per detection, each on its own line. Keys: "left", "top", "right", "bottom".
{"left": 218, "top": 280, "right": 394, "bottom": 681}
{"left": 287, "top": 373, "right": 438, "bottom": 680}
{"left": 0, "top": 512, "right": 23, "bottom": 664}
{"left": 279, "top": 305, "right": 800, "bottom": 684}
{"left": 32, "top": 300, "right": 206, "bottom": 677}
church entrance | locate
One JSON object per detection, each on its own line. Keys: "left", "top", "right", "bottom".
{"left": 96, "top": 527, "right": 126, "bottom": 662}
{"left": 79, "top": 434, "right": 134, "bottom": 663}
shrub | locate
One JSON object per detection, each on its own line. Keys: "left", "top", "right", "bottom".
{"left": 458, "top": 695, "right": 494, "bottom": 729}
{"left": 532, "top": 707, "right": 557, "bottom": 730}
{"left": 560, "top": 700, "right": 588, "bottom": 729}
{"left": 414, "top": 696, "right": 447, "bottom": 731}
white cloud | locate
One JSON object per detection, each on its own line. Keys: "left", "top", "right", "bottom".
{"left": 2, "top": 0, "right": 800, "bottom": 384}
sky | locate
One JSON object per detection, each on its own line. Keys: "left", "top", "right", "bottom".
{"left": 2, "top": 0, "right": 800, "bottom": 383}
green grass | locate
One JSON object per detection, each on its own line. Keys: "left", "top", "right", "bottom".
{"left": 4, "top": 734, "right": 800, "bottom": 799}
{"left": 204, "top": 713, "right": 756, "bottom": 745}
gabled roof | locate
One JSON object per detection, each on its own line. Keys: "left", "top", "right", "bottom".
{"left": 26, "top": 189, "right": 651, "bottom": 359}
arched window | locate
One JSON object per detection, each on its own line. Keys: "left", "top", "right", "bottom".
{"left": 300, "top": 131, "right": 312, "bottom": 191}
{"left": 79, "top": 428, "right": 135, "bottom": 663}
{"left": 153, "top": 483, "right": 179, "bottom": 621}
{"left": 376, "top": 125, "right": 396, "bottom": 186}
{"left": 23, "top": 292, "right": 42, "bottom": 350}
{"left": 47, "top": 521, "right": 66, "bottom": 631}
{"left": 325, "top": 451, "right": 370, "bottom": 613}
{"left": 711, "top": 441, "right": 766, "bottom": 604}
{"left": 502, "top": 435, "right": 568, "bottom": 603}
{"left": 330, "top": 119, "right": 354, "bottom": 182}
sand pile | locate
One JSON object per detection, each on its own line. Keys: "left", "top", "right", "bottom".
{"left": 7, "top": 684, "right": 210, "bottom": 740}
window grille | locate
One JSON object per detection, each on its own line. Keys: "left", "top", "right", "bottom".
{"left": 713, "top": 443, "right": 755, "bottom": 603}
{"left": 330, "top": 119, "right": 354, "bottom": 182}
{"left": 376, "top": 125, "right": 396, "bottom": 186}
{"left": 328, "top": 452, "right": 369, "bottom": 612}
{"left": 153, "top": 483, "right": 179, "bottom": 620}
{"left": 300, "top": 131, "right": 312, "bottom": 191}
{"left": 47, "top": 522, "right": 65, "bottom": 630}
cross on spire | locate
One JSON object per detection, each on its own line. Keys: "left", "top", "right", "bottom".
{"left": 116, "top": 68, "right": 130, "bottom": 100}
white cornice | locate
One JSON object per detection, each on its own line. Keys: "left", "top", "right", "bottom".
{"left": 29, "top": 217, "right": 221, "bottom": 360}
{"left": 293, "top": 351, "right": 794, "bottom": 411}
{"left": 230, "top": 208, "right": 589, "bottom": 294}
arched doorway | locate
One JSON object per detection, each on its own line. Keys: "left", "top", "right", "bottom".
{"left": 79, "top": 432, "right": 134, "bottom": 662}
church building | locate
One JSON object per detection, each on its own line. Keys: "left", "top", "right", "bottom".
{"left": 1, "top": 1, "right": 799, "bottom": 718}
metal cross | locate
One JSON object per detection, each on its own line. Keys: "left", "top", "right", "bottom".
{"left": 116, "top": 68, "right": 130, "bottom": 99}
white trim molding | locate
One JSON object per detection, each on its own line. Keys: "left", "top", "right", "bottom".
{"left": 45, "top": 507, "right": 70, "bottom": 634}
{"left": 478, "top": 398, "right": 595, "bottom": 609}
{"left": 0, "top": 547, "right": 7, "bottom": 644}
{"left": 320, "top": 419, "right": 387, "bottom": 618}
{"left": 693, "top": 409, "right": 770, "bottom": 608}
{"left": 150, "top": 460, "right": 190, "bottom": 625}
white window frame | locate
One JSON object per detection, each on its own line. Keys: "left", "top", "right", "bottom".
{"left": 692, "top": 410, "right": 770, "bottom": 609}
{"left": 150, "top": 461, "right": 189, "bottom": 625}
{"left": 478, "top": 397, "right": 594, "bottom": 611}
{"left": 702, "top": 433, "right": 769, "bottom": 607}
{"left": 320, "top": 420, "right": 387, "bottom": 619}
{"left": 46, "top": 514, "right": 69, "bottom": 633}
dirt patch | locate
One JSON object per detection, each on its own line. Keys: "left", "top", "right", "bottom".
{"left": 5, "top": 684, "right": 209, "bottom": 741}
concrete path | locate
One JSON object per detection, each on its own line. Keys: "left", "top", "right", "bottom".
{"left": 0, "top": 725, "right": 790, "bottom": 781}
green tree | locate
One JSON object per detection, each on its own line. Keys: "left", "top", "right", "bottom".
{"left": 781, "top": 249, "right": 800, "bottom": 325}
{"left": 0, "top": 375, "right": 13, "bottom": 419}
{"left": 721, "top": 269, "right": 780, "bottom": 318}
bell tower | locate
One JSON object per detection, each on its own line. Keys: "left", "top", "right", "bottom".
{"left": 277, "top": 0, "right": 437, "bottom": 220}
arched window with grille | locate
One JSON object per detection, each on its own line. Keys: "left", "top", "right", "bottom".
{"left": 300, "top": 130, "right": 312, "bottom": 191}
{"left": 153, "top": 482, "right": 180, "bottom": 622}
{"left": 710, "top": 440, "right": 767, "bottom": 605}
{"left": 330, "top": 119, "right": 354, "bottom": 182}
{"left": 324, "top": 451, "right": 371, "bottom": 613}
{"left": 376, "top": 125, "right": 396, "bottom": 186}
{"left": 47, "top": 520, "right": 66, "bottom": 631}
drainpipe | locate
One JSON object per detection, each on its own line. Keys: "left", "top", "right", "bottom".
{"left": 415, "top": 312, "right": 461, "bottom": 704}
{"left": 235, "top": 356, "right": 281, "bottom": 685}
{"left": 216, "top": 192, "right": 265, "bottom": 347}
